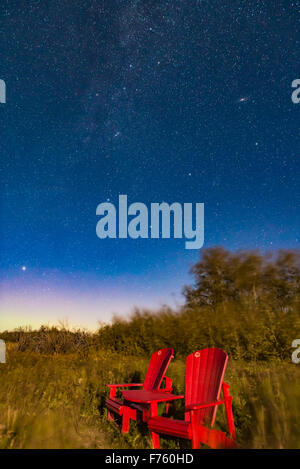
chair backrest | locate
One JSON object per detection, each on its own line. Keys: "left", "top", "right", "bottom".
{"left": 185, "top": 348, "right": 228, "bottom": 426}
{"left": 143, "top": 348, "right": 174, "bottom": 391}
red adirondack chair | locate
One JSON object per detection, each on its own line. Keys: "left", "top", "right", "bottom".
{"left": 106, "top": 348, "right": 174, "bottom": 433}
{"left": 148, "top": 348, "right": 236, "bottom": 449}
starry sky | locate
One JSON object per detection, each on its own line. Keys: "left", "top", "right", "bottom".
{"left": 0, "top": 0, "right": 299, "bottom": 330}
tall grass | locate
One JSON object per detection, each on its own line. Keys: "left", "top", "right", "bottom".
{"left": 0, "top": 343, "right": 299, "bottom": 449}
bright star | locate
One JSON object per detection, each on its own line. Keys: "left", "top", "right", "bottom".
{"left": 21, "top": 266, "right": 27, "bottom": 271}
{"left": 238, "top": 97, "right": 249, "bottom": 103}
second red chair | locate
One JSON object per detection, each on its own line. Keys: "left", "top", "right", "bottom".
{"left": 148, "top": 348, "right": 236, "bottom": 449}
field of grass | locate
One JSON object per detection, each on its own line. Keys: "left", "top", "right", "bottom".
{"left": 0, "top": 342, "right": 299, "bottom": 449}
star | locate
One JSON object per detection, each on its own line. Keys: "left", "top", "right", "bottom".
{"left": 238, "top": 97, "right": 249, "bottom": 103}
{"left": 1, "top": 0, "right": 298, "bottom": 334}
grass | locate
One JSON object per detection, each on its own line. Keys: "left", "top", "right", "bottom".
{"left": 0, "top": 343, "right": 299, "bottom": 449}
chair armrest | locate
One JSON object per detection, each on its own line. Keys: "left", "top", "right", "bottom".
{"left": 186, "top": 399, "right": 226, "bottom": 411}
{"left": 160, "top": 376, "right": 173, "bottom": 392}
{"left": 155, "top": 394, "right": 184, "bottom": 403}
{"left": 106, "top": 383, "right": 143, "bottom": 398}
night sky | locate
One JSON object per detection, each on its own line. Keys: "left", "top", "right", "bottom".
{"left": 0, "top": 1, "right": 299, "bottom": 330}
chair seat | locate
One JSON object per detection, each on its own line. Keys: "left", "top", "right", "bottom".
{"left": 106, "top": 397, "right": 124, "bottom": 415}
{"left": 148, "top": 416, "right": 191, "bottom": 439}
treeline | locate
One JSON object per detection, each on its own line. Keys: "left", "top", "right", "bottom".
{"left": 0, "top": 325, "right": 95, "bottom": 355}
{"left": 98, "top": 247, "right": 300, "bottom": 360}
{"left": 2, "top": 248, "right": 300, "bottom": 361}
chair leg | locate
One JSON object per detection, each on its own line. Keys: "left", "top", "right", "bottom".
{"left": 165, "top": 403, "right": 170, "bottom": 415}
{"left": 151, "top": 431, "right": 160, "bottom": 449}
{"left": 225, "top": 398, "right": 236, "bottom": 440}
{"left": 192, "top": 433, "right": 200, "bottom": 449}
{"left": 122, "top": 406, "right": 137, "bottom": 433}
{"left": 222, "top": 384, "right": 236, "bottom": 441}
{"left": 143, "top": 408, "right": 150, "bottom": 422}
{"left": 190, "top": 410, "right": 201, "bottom": 449}
{"left": 122, "top": 408, "right": 130, "bottom": 433}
